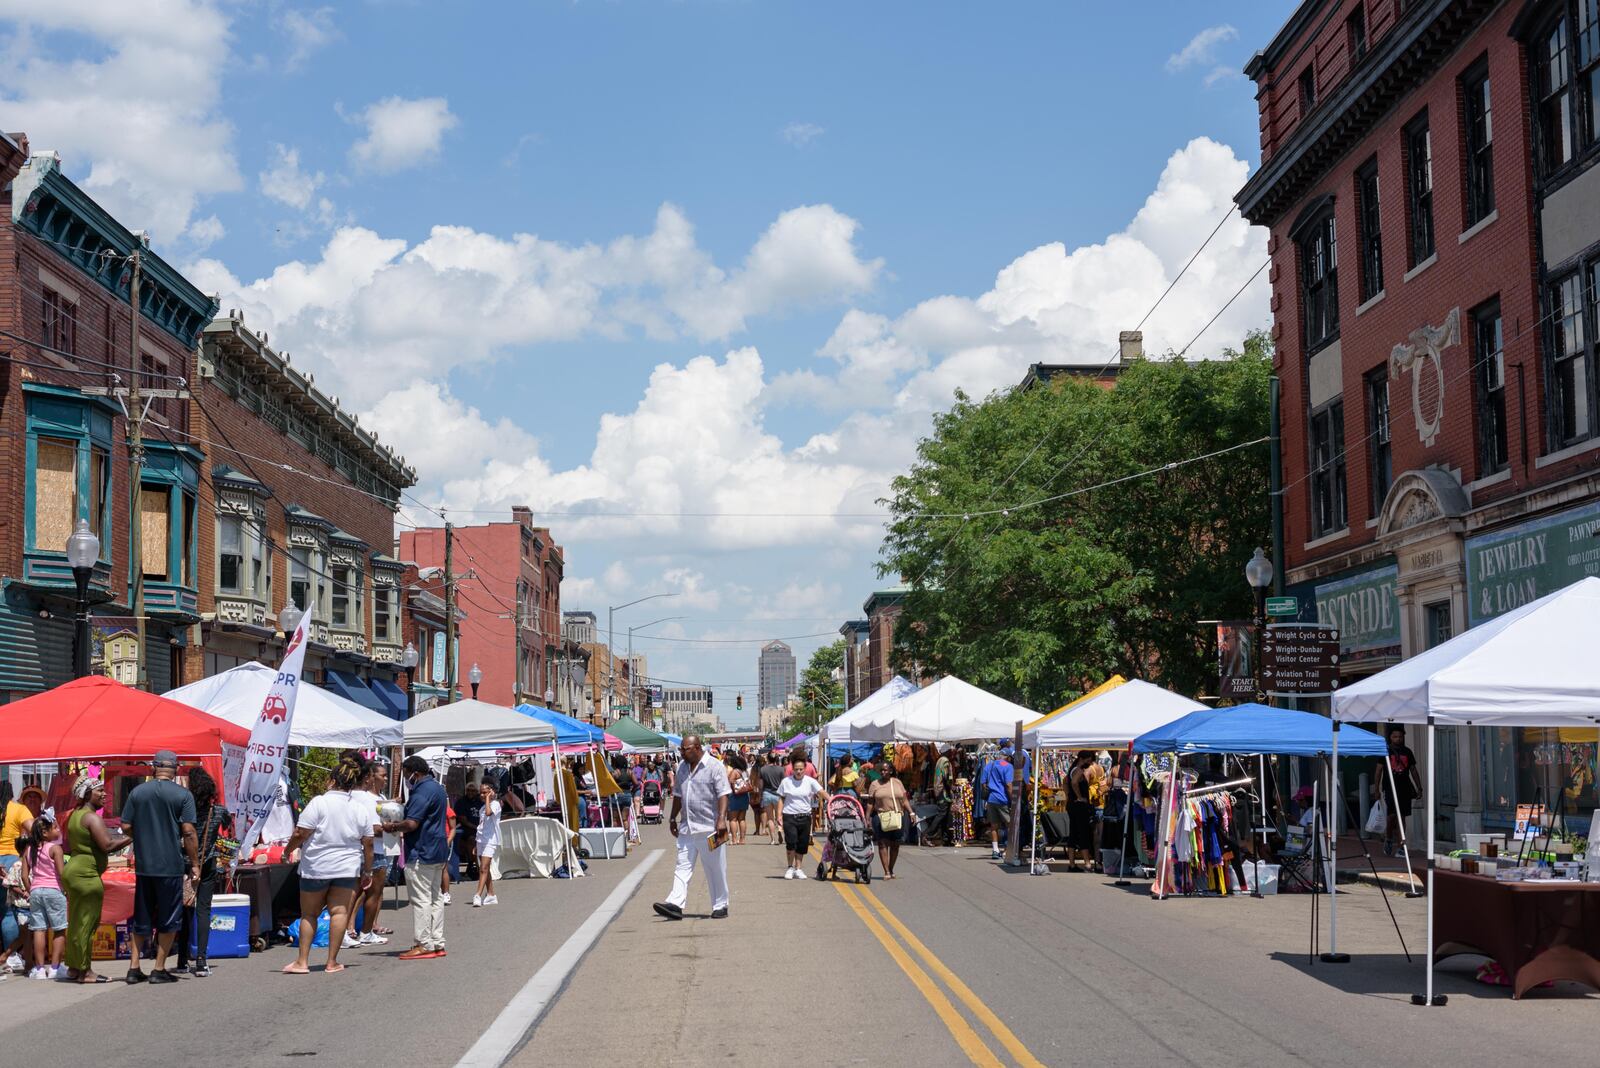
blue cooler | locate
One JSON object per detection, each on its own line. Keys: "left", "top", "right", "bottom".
{"left": 189, "top": 893, "right": 252, "bottom": 958}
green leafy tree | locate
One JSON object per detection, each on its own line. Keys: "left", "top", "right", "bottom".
{"left": 787, "top": 638, "right": 846, "bottom": 734}
{"left": 880, "top": 332, "right": 1272, "bottom": 709}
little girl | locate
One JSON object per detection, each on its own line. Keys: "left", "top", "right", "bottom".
{"left": 24, "top": 815, "right": 67, "bottom": 980}
{"left": 473, "top": 783, "right": 502, "bottom": 908}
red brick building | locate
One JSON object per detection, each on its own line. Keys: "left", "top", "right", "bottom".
{"left": 0, "top": 140, "right": 215, "bottom": 698}
{"left": 1238, "top": 0, "right": 1600, "bottom": 839}
{"left": 399, "top": 507, "right": 564, "bottom": 707}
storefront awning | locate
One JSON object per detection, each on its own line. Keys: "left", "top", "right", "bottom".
{"left": 368, "top": 678, "right": 409, "bottom": 720}
{"left": 325, "top": 670, "right": 389, "bottom": 717}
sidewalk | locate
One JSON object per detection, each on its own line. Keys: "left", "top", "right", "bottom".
{"left": 1331, "top": 831, "right": 1426, "bottom": 893}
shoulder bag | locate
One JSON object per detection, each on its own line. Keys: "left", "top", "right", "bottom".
{"left": 877, "top": 782, "right": 904, "bottom": 833}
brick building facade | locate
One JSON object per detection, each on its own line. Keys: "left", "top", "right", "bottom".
{"left": 400, "top": 508, "right": 563, "bottom": 708}
{"left": 1238, "top": 0, "right": 1600, "bottom": 839}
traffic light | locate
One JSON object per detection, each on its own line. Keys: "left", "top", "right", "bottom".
{"left": 736, "top": 693, "right": 743, "bottom": 710}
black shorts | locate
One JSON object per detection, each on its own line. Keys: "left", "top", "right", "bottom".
{"left": 783, "top": 812, "right": 813, "bottom": 854}
{"left": 131, "top": 873, "right": 185, "bottom": 935}
{"left": 872, "top": 813, "right": 904, "bottom": 844}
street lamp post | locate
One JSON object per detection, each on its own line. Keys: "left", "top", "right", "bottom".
{"left": 1244, "top": 547, "right": 1275, "bottom": 900}
{"left": 66, "top": 519, "right": 100, "bottom": 679}
{"left": 627, "top": 614, "right": 684, "bottom": 719}
{"left": 607, "top": 592, "right": 678, "bottom": 720}
{"left": 278, "top": 601, "right": 304, "bottom": 637}
{"left": 400, "top": 642, "right": 420, "bottom": 720}
{"left": 469, "top": 662, "right": 483, "bottom": 700}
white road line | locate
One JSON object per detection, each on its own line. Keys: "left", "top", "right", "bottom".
{"left": 455, "top": 849, "right": 665, "bottom": 1068}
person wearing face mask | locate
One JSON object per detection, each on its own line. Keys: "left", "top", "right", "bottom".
{"left": 651, "top": 735, "right": 731, "bottom": 921}
{"left": 383, "top": 756, "right": 450, "bottom": 959}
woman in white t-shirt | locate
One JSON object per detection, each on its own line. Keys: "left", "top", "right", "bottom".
{"left": 282, "top": 753, "right": 374, "bottom": 975}
{"left": 473, "top": 782, "right": 503, "bottom": 908}
{"left": 777, "top": 755, "right": 826, "bottom": 880}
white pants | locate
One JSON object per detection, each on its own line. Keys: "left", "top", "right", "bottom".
{"left": 665, "top": 831, "right": 729, "bottom": 911}
{"left": 405, "top": 862, "right": 446, "bottom": 950}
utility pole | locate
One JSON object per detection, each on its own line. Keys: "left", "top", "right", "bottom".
{"left": 443, "top": 520, "right": 456, "bottom": 701}
{"left": 127, "top": 245, "right": 148, "bottom": 690}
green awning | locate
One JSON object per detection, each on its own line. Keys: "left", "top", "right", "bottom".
{"left": 607, "top": 716, "right": 672, "bottom": 751}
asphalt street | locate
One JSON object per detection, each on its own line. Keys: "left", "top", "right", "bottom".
{"left": 8, "top": 824, "right": 1597, "bottom": 1067}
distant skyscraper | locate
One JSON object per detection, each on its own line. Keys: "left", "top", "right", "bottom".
{"left": 758, "top": 640, "right": 797, "bottom": 713}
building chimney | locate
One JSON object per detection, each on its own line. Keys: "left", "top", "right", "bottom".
{"left": 1118, "top": 330, "right": 1143, "bottom": 364}
{"left": 511, "top": 505, "right": 533, "bottom": 527}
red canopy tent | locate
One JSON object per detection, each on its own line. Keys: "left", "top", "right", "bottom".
{"left": 0, "top": 676, "right": 250, "bottom": 761}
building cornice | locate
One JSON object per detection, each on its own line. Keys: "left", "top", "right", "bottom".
{"left": 1236, "top": 0, "right": 1498, "bottom": 227}
{"left": 13, "top": 154, "right": 217, "bottom": 348}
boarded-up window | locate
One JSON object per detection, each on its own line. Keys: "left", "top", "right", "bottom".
{"left": 141, "top": 486, "right": 169, "bottom": 579}
{"left": 34, "top": 437, "right": 77, "bottom": 551}
{"left": 34, "top": 434, "right": 76, "bottom": 549}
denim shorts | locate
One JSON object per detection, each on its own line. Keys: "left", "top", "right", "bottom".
{"left": 28, "top": 886, "right": 68, "bottom": 931}
{"left": 371, "top": 855, "right": 393, "bottom": 871}
{"left": 298, "top": 875, "right": 360, "bottom": 892}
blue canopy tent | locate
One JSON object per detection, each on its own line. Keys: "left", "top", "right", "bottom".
{"left": 1131, "top": 703, "right": 1387, "bottom": 757}
{"left": 513, "top": 704, "right": 607, "bottom": 748}
{"left": 1126, "top": 704, "right": 1389, "bottom": 902}
{"left": 828, "top": 742, "right": 882, "bottom": 760}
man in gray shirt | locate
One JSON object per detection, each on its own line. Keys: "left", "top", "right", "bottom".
{"left": 123, "top": 750, "right": 199, "bottom": 984}
{"left": 652, "top": 735, "right": 731, "bottom": 920}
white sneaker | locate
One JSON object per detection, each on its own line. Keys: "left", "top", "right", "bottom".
{"left": 784, "top": 867, "right": 796, "bottom": 880}
{"left": 6, "top": 953, "right": 22, "bottom": 973}
{"left": 483, "top": 895, "right": 498, "bottom": 906}
{"left": 442, "top": 892, "right": 452, "bottom": 905}
{"left": 795, "top": 867, "right": 808, "bottom": 880}
{"left": 359, "top": 932, "right": 388, "bottom": 946}
{"left": 29, "top": 967, "right": 48, "bottom": 980}
{"left": 341, "top": 932, "right": 362, "bottom": 950}
{"left": 472, "top": 894, "right": 483, "bottom": 907}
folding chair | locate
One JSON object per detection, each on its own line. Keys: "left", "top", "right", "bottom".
{"left": 1276, "top": 825, "right": 1318, "bottom": 893}
{"left": 1040, "top": 811, "right": 1072, "bottom": 861}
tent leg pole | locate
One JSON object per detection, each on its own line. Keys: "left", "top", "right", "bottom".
{"left": 1411, "top": 718, "right": 1444, "bottom": 1006}
{"left": 1250, "top": 753, "right": 1265, "bottom": 898}
{"left": 1029, "top": 750, "right": 1042, "bottom": 875}
{"left": 1384, "top": 754, "right": 1422, "bottom": 897}
{"left": 1321, "top": 733, "right": 1348, "bottom": 962}
{"left": 1114, "top": 749, "right": 1136, "bottom": 886}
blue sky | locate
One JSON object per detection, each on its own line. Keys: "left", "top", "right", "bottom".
{"left": 2, "top": 1, "right": 1292, "bottom": 726}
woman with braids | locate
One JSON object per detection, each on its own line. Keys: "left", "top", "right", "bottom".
{"left": 281, "top": 752, "right": 375, "bottom": 975}
{"left": 62, "top": 776, "right": 131, "bottom": 983}
{"left": 175, "top": 767, "right": 231, "bottom": 976}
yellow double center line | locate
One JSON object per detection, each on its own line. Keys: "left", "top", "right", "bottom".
{"left": 810, "top": 847, "right": 1044, "bottom": 1067}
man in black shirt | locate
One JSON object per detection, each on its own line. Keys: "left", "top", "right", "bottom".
{"left": 453, "top": 786, "right": 483, "bottom": 882}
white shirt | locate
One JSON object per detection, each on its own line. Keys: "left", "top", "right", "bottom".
{"left": 350, "top": 789, "right": 400, "bottom": 857}
{"left": 295, "top": 791, "right": 373, "bottom": 880}
{"left": 260, "top": 779, "right": 296, "bottom": 845}
{"left": 778, "top": 774, "right": 824, "bottom": 816}
{"left": 674, "top": 755, "right": 731, "bottom": 834}
{"left": 476, "top": 799, "right": 502, "bottom": 848}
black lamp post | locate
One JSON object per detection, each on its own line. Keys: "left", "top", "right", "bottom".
{"left": 468, "top": 661, "right": 482, "bottom": 700}
{"left": 1245, "top": 547, "right": 1274, "bottom": 702}
{"left": 401, "top": 642, "right": 419, "bottom": 720}
{"left": 66, "top": 519, "right": 100, "bottom": 679}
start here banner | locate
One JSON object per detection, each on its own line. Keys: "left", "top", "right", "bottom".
{"left": 232, "top": 610, "right": 312, "bottom": 864}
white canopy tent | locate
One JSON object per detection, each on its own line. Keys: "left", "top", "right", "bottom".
{"left": 165, "top": 662, "right": 404, "bottom": 748}
{"left": 402, "top": 699, "right": 558, "bottom": 749}
{"left": 1331, "top": 576, "right": 1600, "bottom": 1005}
{"left": 854, "top": 676, "right": 1038, "bottom": 743}
{"left": 820, "top": 676, "right": 919, "bottom": 744}
{"left": 1022, "top": 679, "right": 1207, "bottom": 750}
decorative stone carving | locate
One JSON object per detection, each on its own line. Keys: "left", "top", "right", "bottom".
{"left": 216, "top": 597, "right": 251, "bottom": 624}
{"left": 1389, "top": 306, "right": 1460, "bottom": 448}
{"left": 1377, "top": 468, "right": 1470, "bottom": 541}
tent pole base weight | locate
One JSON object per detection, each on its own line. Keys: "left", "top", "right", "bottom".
{"left": 1404, "top": 891, "right": 1426, "bottom": 899}
{"left": 1113, "top": 879, "right": 1130, "bottom": 886}
{"left": 1319, "top": 952, "right": 1350, "bottom": 963}
{"left": 1410, "top": 993, "right": 1448, "bottom": 1007}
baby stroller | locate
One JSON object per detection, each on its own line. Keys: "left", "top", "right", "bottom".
{"left": 818, "top": 794, "right": 874, "bottom": 883}
{"left": 639, "top": 780, "right": 664, "bottom": 824}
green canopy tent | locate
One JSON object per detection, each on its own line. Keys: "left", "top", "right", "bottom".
{"left": 607, "top": 716, "right": 673, "bottom": 753}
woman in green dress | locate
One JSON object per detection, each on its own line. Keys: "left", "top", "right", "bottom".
{"left": 62, "top": 776, "right": 129, "bottom": 984}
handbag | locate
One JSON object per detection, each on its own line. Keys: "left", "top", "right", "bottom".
{"left": 877, "top": 781, "right": 904, "bottom": 833}
{"left": 1364, "top": 802, "right": 1387, "bottom": 835}
{"left": 3, "top": 857, "right": 30, "bottom": 909}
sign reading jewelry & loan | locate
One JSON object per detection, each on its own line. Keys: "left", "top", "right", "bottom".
{"left": 1466, "top": 500, "right": 1600, "bottom": 626}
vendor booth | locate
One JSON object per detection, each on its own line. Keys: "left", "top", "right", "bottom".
{"left": 1023, "top": 679, "right": 1206, "bottom": 750}
{"left": 512, "top": 704, "right": 623, "bottom": 752}
{"left": 607, "top": 716, "right": 671, "bottom": 753}
{"left": 854, "top": 676, "right": 1036, "bottom": 744}
{"left": 402, "top": 699, "right": 558, "bottom": 749}
{"left": 1332, "top": 575, "right": 1600, "bottom": 1002}
{"left": 165, "top": 662, "right": 404, "bottom": 748}
{"left": 820, "top": 676, "right": 920, "bottom": 745}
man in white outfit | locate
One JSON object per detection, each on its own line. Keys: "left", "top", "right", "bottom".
{"left": 653, "top": 735, "right": 731, "bottom": 920}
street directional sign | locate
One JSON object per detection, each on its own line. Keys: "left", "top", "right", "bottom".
{"left": 1261, "top": 623, "right": 1339, "bottom": 694}
{"left": 1265, "top": 595, "right": 1299, "bottom": 617}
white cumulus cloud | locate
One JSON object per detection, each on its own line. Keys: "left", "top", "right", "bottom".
{"left": 781, "top": 122, "right": 825, "bottom": 147}
{"left": 1166, "top": 25, "right": 1238, "bottom": 74}
{"left": 258, "top": 144, "right": 324, "bottom": 210}
{"left": 349, "top": 96, "right": 458, "bottom": 173}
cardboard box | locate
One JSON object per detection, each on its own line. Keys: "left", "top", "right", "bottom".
{"left": 91, "top": 922, "right": 131, "bottom": 961}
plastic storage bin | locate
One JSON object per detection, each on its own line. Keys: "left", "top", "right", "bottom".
{"left": 189, "top": 893, "right": 252, "bottom": 958}
{"left": 1241, "top": 862, "right": 1280, "bottom": 895}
